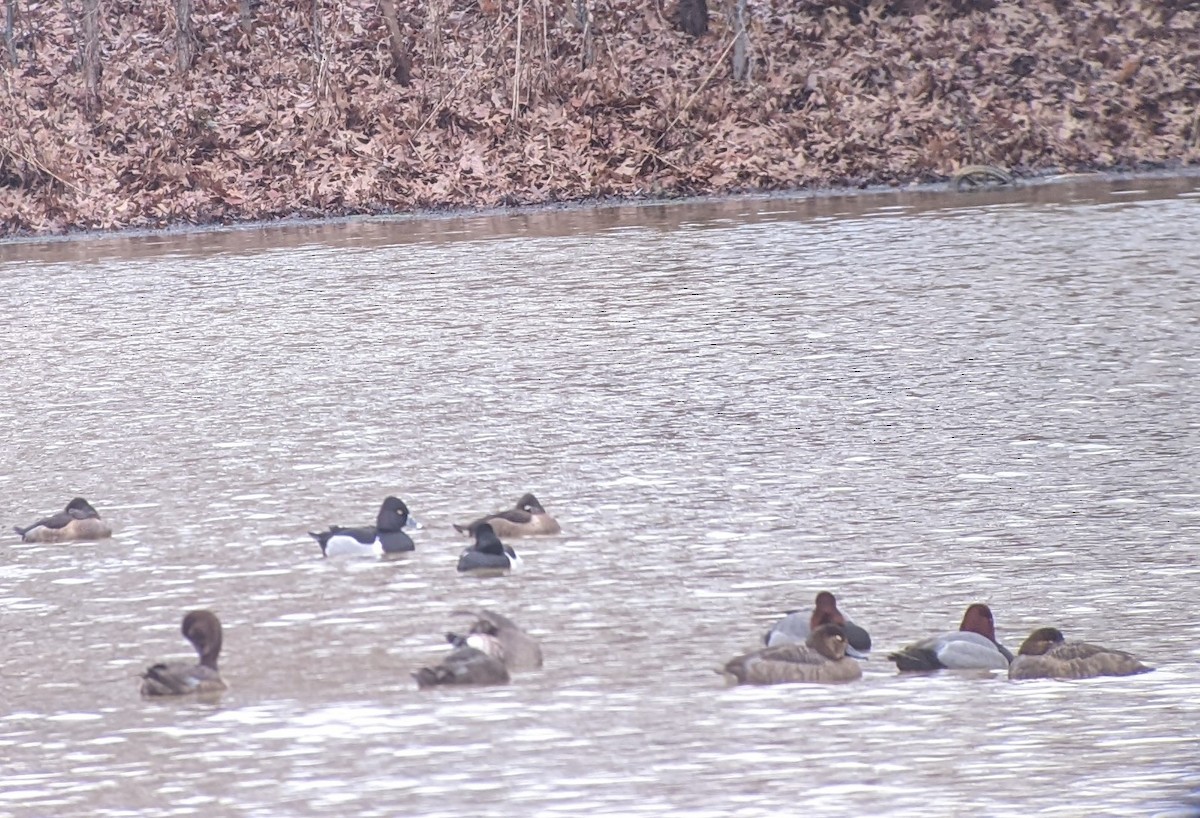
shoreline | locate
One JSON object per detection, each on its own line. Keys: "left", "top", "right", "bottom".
{"left": 3, "top": 165, "right": 1199, "bottom": 252}
{"left": 3, "top": 2, "right": 1197, "bottom": 240}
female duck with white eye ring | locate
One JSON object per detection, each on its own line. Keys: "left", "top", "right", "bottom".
{"left": 308, "top": 496, "right": 421, "bottom": 557}
{"left": 453, "top": 492, "right": 561, "bottom": 538}
{"left": 456, "top": 523, "right": 521, "bottom": 573}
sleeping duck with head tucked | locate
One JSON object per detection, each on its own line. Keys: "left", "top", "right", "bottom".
{"left": 453, "top": 492, "right": 560, "bottom": 538}
{"left": 12, "top": 497, "right": 113, "bottom": 543}
{"left": 140, "top": 610, "right": 228, "bottom": 697}
{"left": 723, "top": 623, "right": 863, "bottom": 685}
{"left": 1008, "top": 627, "right": 1153, "bottom": 680}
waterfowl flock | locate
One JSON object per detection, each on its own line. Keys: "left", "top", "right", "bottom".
{"left": 9, "top": 494, "right": 1158, "bottom": 696}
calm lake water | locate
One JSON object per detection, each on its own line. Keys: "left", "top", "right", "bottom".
{"left": 2, "top": 176, "right": 1199, "bottom": 817}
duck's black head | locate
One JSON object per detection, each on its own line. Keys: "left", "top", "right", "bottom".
{"left": 66, "top": 497, "right": 99, "bottom": 517}
{"left": 516, "top": 493, "right": 545, "bottom": 513}
{"left": 377, "top": 496, "right": 411, "bottom": 531}
{"left": 472, "top": 523, "right": 505, "bottom": 554}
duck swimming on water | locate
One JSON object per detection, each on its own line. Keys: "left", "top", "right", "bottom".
{"left": 763, "top": 591, "right": 872, "bottom": 659}
{"left": 888, "top": 603, "right": 1014, "bottom": 672}
{"left": 724, "top": 623, "right": 863, "bottom": 685}
{"left": 1008, "top": 627, "right": 1153, "bottom": 680}
{"left": 453, "top": 493, "right": 560, "bottom": 538}
{"left": 446, "top": 608, "right": 543, "bottom": 670}
{"left": 12, "top": 497, "right": 113, "bottom": 543}
{"left": 456, "top": 523, "right": 521, "bottom": 573}
{"left": 308, "top": 496, "right": 419, "bottom": 557}
{"left": 140, "top": 610, "right": 228, "bottom": 696}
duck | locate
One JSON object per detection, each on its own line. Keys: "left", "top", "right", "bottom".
{"left": 453, "top": 492, "right": 561, "bottom": 538}
{"left": 412, "top": 643, "right": 511, "bottom": 688}
{"left": 12, "top": 497, "right": 113, "bottom": 543}
{"left": 1008, "top": 627, "right": 1153, "bottom": 680}
{"left": 456, "top": 523, "right": 521, "bottom": 573}
{"left": 140, "top": 610, "right": 228, "bottom": 696}
{"left": 764, "top": 591, "right": 872, "bottom": 658}
{"left": 723, "top": 623, "right": 863, "bottom": 685}
{"left": 446, "top": 608, "right": 543, "bottom": 670}
{"left": 888, "top": 603, "right": 1014, "bottom": 671}
{"left": 308, "top": 496, "right": 419, "bottom": 557}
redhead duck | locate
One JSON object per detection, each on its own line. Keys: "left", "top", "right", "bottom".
{"left": 453, "top": 493, "right": 561, "bottom": 538}
{"left": 456, "top": 523, "right": 521, "bottom": 573}
{"left": 12, "top": 497, "right": 113, "bottom": 543}
{"left": 446, "top": 608, "right": 543, "bottom": 671}
{"left": 308, "top": 496, "right": 419, "bottom": 557}
{"left": 140, "top": 610, "right": 228, "bottom": 696}
{"left": 764, "top": 591, "right": 872, "bottom": 658}
{"left": 724, "top": 623, "right": 863, "bottom": 685}
{"left": 1008, "top": 627, "right": 1153, "bottom": 680}
{"left": 412, "top": 642, "right": 511, "bottom": 688}
{"left": 888, "top": 603, "right": 1014, "bottom": 671}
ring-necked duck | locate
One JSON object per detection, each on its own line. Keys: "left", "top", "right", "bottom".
{"left": 446, "top": 608, "right": 543, "bottom": 670}
{"left": 453, "top": 493, "right": 560, "bottom": 538}
{"left": 12, "top": 497, "right": 113, "bottom": 543}
{"left": 140, "top": 610, "right": 228, "bottom": 696}
{"left": 456, "top": 523, "right": 521, "bottom": 573}
{"left": 308, "top": 496, "right": 419, "bottom": 557}
{"left": 1008, "top": 627, "right": 1153, "bottom": 680}
{"left": 724, "top": 623, "right": 863, "bottom": 685}
{"left": 888, "top": 603, "right": 1014, "bottom": 671}
{"left": 764, "top": 591, "right": 872, "bottom": 658}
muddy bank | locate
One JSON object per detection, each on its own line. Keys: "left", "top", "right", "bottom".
{"left": 2, "top": 0, "right": 1198, "bottom": 237}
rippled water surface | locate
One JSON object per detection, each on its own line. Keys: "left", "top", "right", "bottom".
{"left": 3, "top": 177, "right": 1200, "bottom": 817}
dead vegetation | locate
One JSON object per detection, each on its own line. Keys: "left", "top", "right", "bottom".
{"left": 1, "top": 0, "right": 1197, "bottom": 236}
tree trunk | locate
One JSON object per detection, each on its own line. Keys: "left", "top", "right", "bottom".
{"left": 4, "top": 0, "right": 17, "bottom": 67}
{"left": 238, "top": 0, "right": 252, "bottom": 38}
{"left": 730, "top": 0, "right": 749, "bottom": 82}
{"left": 81, "top": 0, "right": 101, "bottom": 109}
{"left": 175, "top": 0, "right": 195, "bottom": 73}
{"left": 677, "top": 0, "right": 707, "bottom": 37}
{"left": 575, "top": 0, "right": 592, "bottom": 68}
{"left": 378, "top": 0, "right": 411, "bottom": 86}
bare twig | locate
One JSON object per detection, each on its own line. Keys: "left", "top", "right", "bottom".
{"left": 511, "top": 0, "right": 523, "bottom": 121}
{"left": 0, "top": 142, "right": 88, "bottom": 195}
{"left": 657, "top": 32, "right": 739, "bottom": 147}
{"left": 409, "top": 15, "right": 515, "bottom": 144}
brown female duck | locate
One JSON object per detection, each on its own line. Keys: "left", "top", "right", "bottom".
{"left": 1008, "top": 627, "right": 1152, "bottom": 680}
{"left": 141, "top": 610, "right": 228, "bottom": 696}
{"left": 453, "top": 492, "right": 560, "bottom": 538}
{"left": 724, "top": 623, "right": 863, "bottom": 685}
{"left": 13, "top": 497, "right": 113, "bottom": 543}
